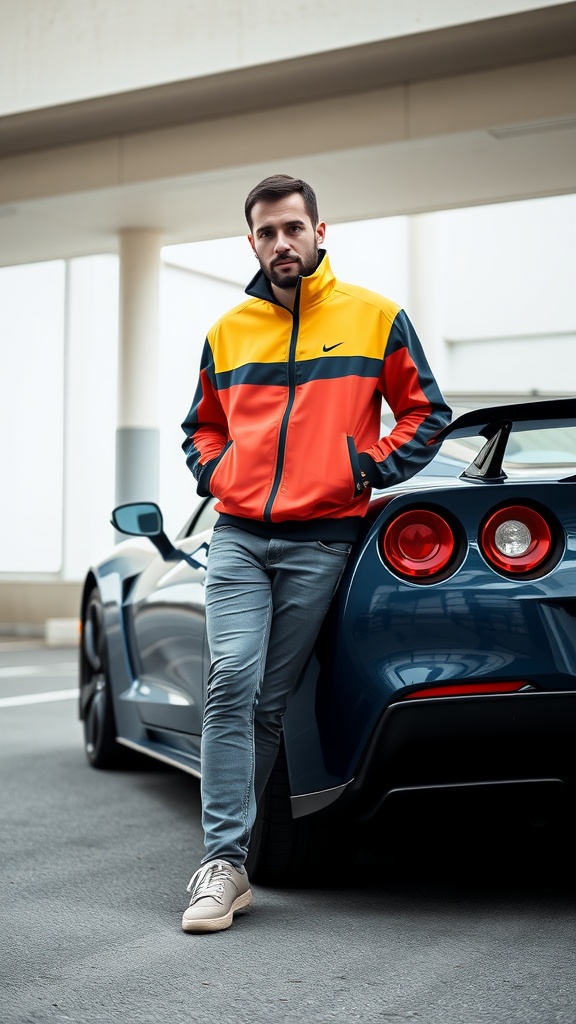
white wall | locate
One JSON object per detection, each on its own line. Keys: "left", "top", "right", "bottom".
{"left": 437, "top": 194, "right": 576, "bottom": 391}
{"left": 0, "top": 260, "right": 65, "bottom": 572}
{"left": 63, "top": 255, "right": 119, "bottom": 578}
{"left": 0, "top": 254, "right": 118, "bottom": 578}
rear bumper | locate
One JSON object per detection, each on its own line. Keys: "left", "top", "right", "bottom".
{"left": 293, "top": 691, "right": 576, "bottom": 820}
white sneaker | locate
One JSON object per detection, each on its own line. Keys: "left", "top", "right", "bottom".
{"left": 181, "top": 860, "right": 252, "bottom": 933}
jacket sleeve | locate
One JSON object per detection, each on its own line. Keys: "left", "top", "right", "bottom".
{"left": 181, "top": 338, "right": 230, "bottom": 497}
{"left": 357, "top": 309, "right": 452, "bottom": 489}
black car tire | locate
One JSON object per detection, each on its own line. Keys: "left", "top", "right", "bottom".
{"left": 80, "top": 587, "right": 129, "bottom": 769}
{"left": 245, "top": 736, "right": 302, "bottom": 885}
{"left": 246, "top": 736, "right": 358, "bottom": 886}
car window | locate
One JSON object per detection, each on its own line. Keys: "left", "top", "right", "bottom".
{"left": 501, "top": 426, "right": 576, "bottom": 466}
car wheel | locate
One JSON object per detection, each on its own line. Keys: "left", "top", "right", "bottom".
{"left": 245, "top": 736, "right": 301, "bottom": 885}
{"left": 246, "top": 737, "right": 358, "bottom": 886}
{"left": 80, "top": 588, "right": 125, "bottom": 769}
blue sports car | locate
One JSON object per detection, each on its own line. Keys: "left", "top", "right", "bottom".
{"left": 79, "top": 398, "right": 576, "bottom": 883}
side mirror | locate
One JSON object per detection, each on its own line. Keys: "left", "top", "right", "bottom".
{"left": 110, "top": 502, "right": 205, "bottom": 570}
{"left": 111, "top": 502, "right": 163, "bottom": 537}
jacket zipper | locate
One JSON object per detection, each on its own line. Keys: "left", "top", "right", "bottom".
{"left": 263, "top": 282, "right": 301, "bottom": 520}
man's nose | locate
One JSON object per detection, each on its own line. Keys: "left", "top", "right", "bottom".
{"left": 274, "top": 232, "right": 291, "bottom": 252}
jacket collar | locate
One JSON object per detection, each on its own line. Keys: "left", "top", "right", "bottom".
{"left": 244, "top": 250, "right": 336, "bottom": 312}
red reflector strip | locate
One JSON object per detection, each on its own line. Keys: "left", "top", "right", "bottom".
{"left": 404, "top": 681, "right": 528, "bottom": 700}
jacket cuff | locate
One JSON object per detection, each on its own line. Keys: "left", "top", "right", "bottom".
{"left": 358, "top": 452, "right": 381, "bottom": 487}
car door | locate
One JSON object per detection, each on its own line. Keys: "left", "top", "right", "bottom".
{"left": 125, "top": 499, "right": 217, "bottom": 741}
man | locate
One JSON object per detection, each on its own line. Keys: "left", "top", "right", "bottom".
{"left": 180, "top": 174, "right": 451, "bottom": 932}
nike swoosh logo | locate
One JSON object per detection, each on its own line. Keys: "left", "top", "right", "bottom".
{"left": 322, "top": 343, "right": 344, "bottom": 352}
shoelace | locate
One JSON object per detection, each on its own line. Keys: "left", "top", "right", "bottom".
{"left": 186, "top": 861, "right": 236, "bottom": 905}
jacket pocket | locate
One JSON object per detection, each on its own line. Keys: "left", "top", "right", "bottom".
{"left": 346, "top": 436, "right": 365, "bottom": 497}
{"left": 206, "top": 439, "right": 234, "bottom": 497}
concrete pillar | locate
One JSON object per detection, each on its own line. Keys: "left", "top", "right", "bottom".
{"left": 407, "top": 214, "right": 448, "bottom": 389}
{"left": 116, "top": 229, "right": 162, "bottom": 507}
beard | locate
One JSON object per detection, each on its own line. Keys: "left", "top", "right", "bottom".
{"left": 267, "top": 246, "right": 319, "bottom": 290}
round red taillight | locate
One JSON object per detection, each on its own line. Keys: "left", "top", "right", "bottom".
{"left": 382, "top": 509, "right": 456, "bottom": 578}
{"left": 480, "top": 504, "right": 552, "bottom": 574}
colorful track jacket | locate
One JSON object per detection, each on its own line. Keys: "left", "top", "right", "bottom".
{"left": 181, "top": 252, "right": 451, "bottom": 540}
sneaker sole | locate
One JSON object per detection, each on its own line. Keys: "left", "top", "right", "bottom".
{"left": 181, "top": 888, "right": 253, "bottom": 933}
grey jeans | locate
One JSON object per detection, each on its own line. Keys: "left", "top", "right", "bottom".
{"left": 200, "top": 525, "right": 351, "bottom": 868}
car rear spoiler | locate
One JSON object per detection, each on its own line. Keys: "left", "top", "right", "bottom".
{"left": 429, "top": 397, "right": 576, "bottom": 483}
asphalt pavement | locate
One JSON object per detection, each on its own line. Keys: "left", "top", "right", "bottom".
{"left": 1, "top": 638, "right": 576, "bottom": 1024}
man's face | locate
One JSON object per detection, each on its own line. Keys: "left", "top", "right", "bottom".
{"left": 248, "top": 193, "right": 326, "bottom": 291}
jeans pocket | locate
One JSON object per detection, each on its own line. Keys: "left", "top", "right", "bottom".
{"left": 315, "top": 540, "right": 353, "bottom": 556}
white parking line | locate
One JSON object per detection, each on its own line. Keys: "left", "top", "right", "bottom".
{"left": 0, "top": 640, "right": 45, "bottom": 651}
{"left": 0, "top": 689, "right": 80, "bottom": 708}
{"left": 0, "top": 665, "right": 77, "bottom": 678}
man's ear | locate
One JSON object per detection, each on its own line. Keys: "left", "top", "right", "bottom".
{"left": 316, "top": 221, "right": 326, "bottom": 246}
{"left": 247, "top": 234, "right": 256, "bottom": 254}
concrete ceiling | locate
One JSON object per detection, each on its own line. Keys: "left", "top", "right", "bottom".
{"left": 1, "top": 4, "right": 575, "bottom": 266}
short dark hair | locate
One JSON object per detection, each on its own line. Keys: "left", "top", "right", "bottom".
{"left": 245, "top": 174, "right": 319, "bottom": 230}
